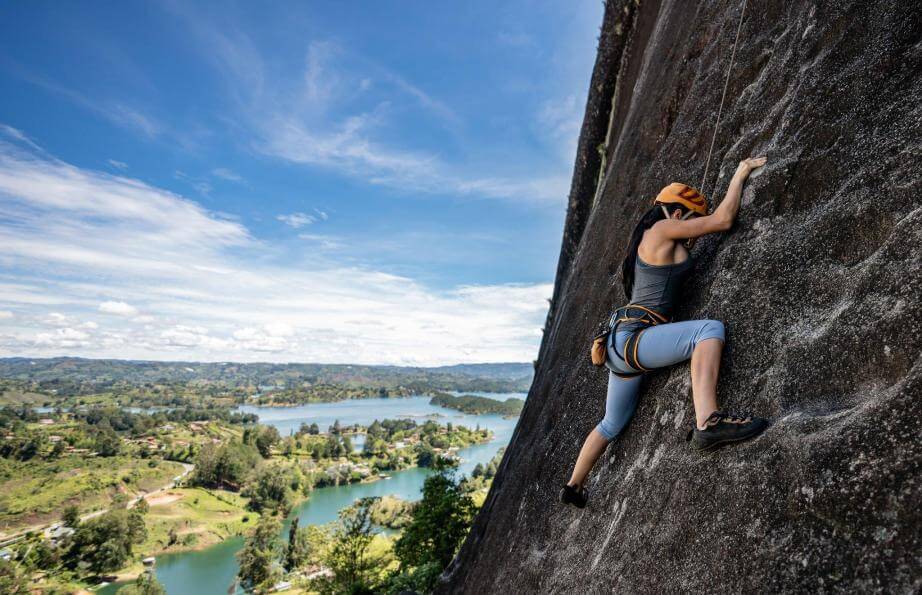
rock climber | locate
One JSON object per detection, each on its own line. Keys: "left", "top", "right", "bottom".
{"left": 560, "top": 156, "right": 770, "bottom": 509}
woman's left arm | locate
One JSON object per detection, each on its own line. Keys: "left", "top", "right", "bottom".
{"left": 711, "top": 156, "right": 766, "bottom": 228}
{"left": 651, "top": 156, "right": 767, "bottom": 241}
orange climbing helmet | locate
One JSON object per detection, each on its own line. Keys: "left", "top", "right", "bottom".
{"left": 653, "top": 182, "right": 708, "bottom": 218}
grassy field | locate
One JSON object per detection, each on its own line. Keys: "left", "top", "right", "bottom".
{"left": 0, "top": 455, "right": 185, "bottom": 535}
{"left": 140, "top": 487, "right": 257, "bottom": 554}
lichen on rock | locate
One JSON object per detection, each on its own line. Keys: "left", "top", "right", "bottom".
{"left": 439, "top": 0, "right": 921, "bottom": 592}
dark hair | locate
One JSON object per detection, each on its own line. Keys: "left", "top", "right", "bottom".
{"left": 621, "top": 202, "right": 689, "bottom": 298}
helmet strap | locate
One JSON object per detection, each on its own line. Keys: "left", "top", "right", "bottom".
{"left": 681, "top": 210, "right": 697, "bottom": 220}
{"left": 660, "top": 205, "right": 670, "bottom": 219}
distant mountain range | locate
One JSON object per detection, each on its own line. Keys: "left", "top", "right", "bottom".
{"left": 0, "top": 357, "right": 535, "bottom": 395}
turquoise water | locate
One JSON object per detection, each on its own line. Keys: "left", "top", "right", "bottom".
{"left": 102, "top": 394, "right": 521, "bottom": 594}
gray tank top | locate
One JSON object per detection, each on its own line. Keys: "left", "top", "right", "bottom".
{"left": 620, "top": 255, "right": 694, "bottom": 332}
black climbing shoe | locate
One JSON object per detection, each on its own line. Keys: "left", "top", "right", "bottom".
{"left": 688, "top": 410, "right": 769, "bottom": 453}
{"left": 559, "top": 483, "right": 589, "bottom": 508}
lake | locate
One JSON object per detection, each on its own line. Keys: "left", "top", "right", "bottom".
{"left": 102, "top": 393, "right": 523, "bottom": 594}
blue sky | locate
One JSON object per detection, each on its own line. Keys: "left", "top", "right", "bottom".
{"left": 0, "top": 1, "right": 602, "bottom": 365}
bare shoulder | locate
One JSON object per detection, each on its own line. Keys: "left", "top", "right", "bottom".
{"left": 638, "top": 226, "right": 677, "bottom": 265}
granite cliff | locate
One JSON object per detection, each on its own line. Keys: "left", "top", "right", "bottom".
{"left": 440, "top": 0, "right": 920, "bottom": 592}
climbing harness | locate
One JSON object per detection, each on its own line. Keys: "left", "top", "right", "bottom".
{"left": 699, "top": 0, "right": 749, "bottom": 199}
{"left": 589, "top": 304, "right": 668, "bottom": 377}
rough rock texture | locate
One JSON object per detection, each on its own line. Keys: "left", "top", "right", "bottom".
{"left": 440, "top": 0, "right": 921, "bottom": 592}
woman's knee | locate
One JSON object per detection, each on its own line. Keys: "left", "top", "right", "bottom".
{"left": 696, "top": 319, "right": 725, "bottom": 345}
{"left": 594, "top": 418, "right": 619, "bottom": 442}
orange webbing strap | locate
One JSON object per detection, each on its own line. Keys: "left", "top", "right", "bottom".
{"left": 623, "top": 328, "right": 650, "bottom": 371}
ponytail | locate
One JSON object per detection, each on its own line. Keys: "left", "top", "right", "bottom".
{"left": 620, "top": 203, "right": 689, "bottom": 298}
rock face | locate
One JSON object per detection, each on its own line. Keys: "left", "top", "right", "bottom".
{"left": 440, "top": 1, "right": 921, "bottom": 592}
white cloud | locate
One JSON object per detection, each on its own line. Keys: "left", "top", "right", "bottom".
{"left": 297, "top": 233, "right": 341, "bottom": 250}
{"left": 0, "top": 310, "right": 14, "bottom": 320}
{"left": 43, "top": 312, "right": 71, "bottom": 326}
{"left": 0, "top": 130, "right": 551, "bottom": 364}
{"left": 34, "top": 327, "right": 92, "bottom": 349}
{"left": 211, "top": 167, "right": 244, "bottom": 182}
{"left": 163, "top": 10, "right": 567, "bottom": 206}
{"left": 99, "top": 301, "right": 138, "bottom": 316}
{"left": 277, "top": 212, "right": 316, "bottom": 228}
{"left": 107, "top": 159, "right": 129, "bottom": 170}
{"left": 174, "top": 170, "right": 213, "bottom": 196}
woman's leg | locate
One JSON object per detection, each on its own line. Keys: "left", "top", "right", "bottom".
{"left": 567, "top": 371, "right": 642, "bottom": 488}
{"left": 633, "top": 319, "right": 726, "bottom": 429}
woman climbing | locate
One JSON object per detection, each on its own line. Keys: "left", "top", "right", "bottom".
{"left": 559, "top": 156, "right": 770, "bottom": 509}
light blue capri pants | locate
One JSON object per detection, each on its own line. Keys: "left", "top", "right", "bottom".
{"left": 595, "top": 319, "right": 726, "bottom": 441}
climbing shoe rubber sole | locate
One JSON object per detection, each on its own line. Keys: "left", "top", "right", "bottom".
{"left": 690, "top": 415, "right": 769, "bottom": 453}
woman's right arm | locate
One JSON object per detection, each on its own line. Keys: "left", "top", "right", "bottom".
{"left": 653, "top": 156, "right": 767, "bottom": 240}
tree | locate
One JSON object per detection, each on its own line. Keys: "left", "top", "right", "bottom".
{"left": 237, "top": 515, "right": 282, "bottom": 592}
{"left": 242, "top": 466, "right": 294, "bottom": 513}
{"left": 134, "top": 496, "right": 150, "bottom": 515}
{"left": 325, "top": 434, "right": 344, "bottom": 459}
{"left": 309, "top": 422, "right": 320, "bottom": 435}
{"left": 62, "top": 504, "right": 81, "bottom": 528}
{"left": 326, "top": 497, "right": 379, "bottom": 593}
{"left": 17, "top": 434, "right": 45, "bottom": 461}
{"left": 0, "top": 558, "right": 28, "bottom": 595}
{"left": 94, "top": 427, "right": 121, "bottom": 457}
{"left": 471, "top": 463, "right": 484, "bottom": 479}
{"left": 341, "top": 434, "right": 353, "bottom": 454}
{"left": 192, "top": 442, "right": 260, "bottom": 489}
{"left": 415, "top": 443, "right": 436, "bottom": 468}
{"left": 393, "top": 467, "right": 474, "bottom": 573}
{"left": 65, "top": 508, "right": 147, "bottom": 574}
{"left": 255, "top": 426, "right": 281, "bottom": 459}
{"left": 121, "top": 572, "right": 166, "bottom": 595}
{"left": 49, "top": 439, "right": 66, "bottom": 459}
{"left": 284, "top": 517, "right": 312, "bottom": 572}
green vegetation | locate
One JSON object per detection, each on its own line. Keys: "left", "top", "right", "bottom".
{"left": 0, "top": 357, "right": 533, "bottom": 407}
{"left": 0, "top": 403, "right": 255, "bottom": 533}
{"left": 0, "top": 454, "right": 183, "bottom": 533}
{"left": 429, "top": 391, "right": 525, "bottom": 417}
{"left": 121, "top": 572, "right": 167, "bottom": 595}
{"left": 229, "top": 460, "right": 486, "bottom": 594}
{"left": 139, "top": 488, "right": 255, "bottom": 554}
{"left": 63, "top": 505, "right": 148, "bottom": 574}
{"left": 0, "top": 357, "right": 522, "bottom": 593}
{"left": 237, "top": 514, "right": 283, "bottom": 592}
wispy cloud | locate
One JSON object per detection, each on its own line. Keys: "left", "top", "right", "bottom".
{"left": 165, "top": 7, "right": 569, "bottom": 206}
{"left": 174, "top": 170, "right": 213, "bottom": 197}
{"left": 297, "top": 233, "right": 342, "bottom": 251}
{"left": 277, "top": 212, "right": 316, "bottom": 229}
{"left": 107, "top": 159, "right": 129, "bottom": 170}
{"left": 211, "top": 167, "right": 244, "bottom": 183}
{"left": 9, "top": 65, "right": 164, "bottom": 139}
{"left": 0, "top": 129, "right": 550, "bottom": 364}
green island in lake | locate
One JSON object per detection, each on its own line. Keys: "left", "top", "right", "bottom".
{"left": 428, "top": 391, "right": 525, "bottom": 418}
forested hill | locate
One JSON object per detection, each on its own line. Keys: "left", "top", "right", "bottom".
{"left": 0, "top": 357, "right": 533, "bottom": 396}
{"left": 440, "top": 0, "right": 920, "bottom": 593}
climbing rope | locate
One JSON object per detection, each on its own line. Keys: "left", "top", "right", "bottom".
{"left": 699, "top": 0, "right": 749, "bottom": 198}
